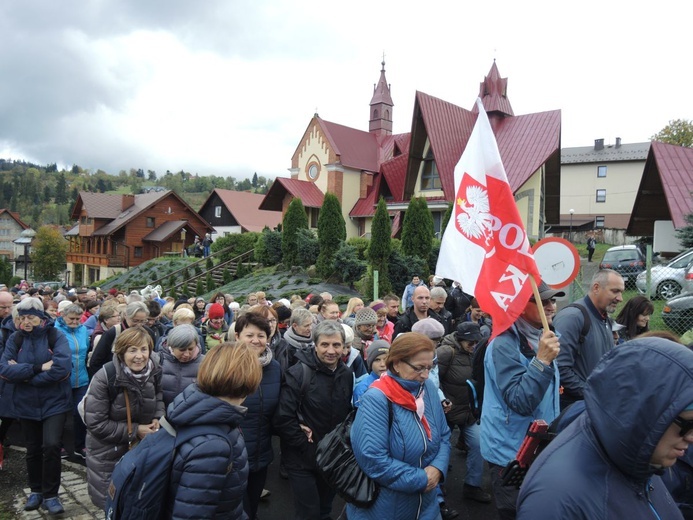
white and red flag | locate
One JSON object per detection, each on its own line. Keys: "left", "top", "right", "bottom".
{"left": 436, "top": 98, "right": 541, "bottom": 338}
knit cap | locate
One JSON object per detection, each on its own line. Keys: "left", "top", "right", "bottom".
{"left": 208, "top": 303, "right": 225, "bottom": 320}
{"left": 58, "top": 299, "right": 73, "bottom": 315}
{"left": 366, "top": 340, "right": 390, "bottom": 371}
{"left": 341, "top": 323, "right": 355, "bottom": 346}
{"left": 411, "top": 317, "right": 445, "bottom": 340}
{"left": 354, "top": 307, "right": 378, "bottom": 327}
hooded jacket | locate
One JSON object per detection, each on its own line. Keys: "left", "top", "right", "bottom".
{"left": 160, "top": 348, "right": 204, "bottom": 408}
{"left": 55, "top": 317, "right": 90, "bottom": 388}
{"left": 272, "top": 347, "right": 352, "bottom": 471}
{"left": 165, "top": 384, "right": 249, "bottom": 520}
{"left": 517, "top": 338, "right": 693, "bottom": 519}
{"left": 437, "top": 333, "right": 475, "bottom": 426}
{"left": 347, "top": 373, "right": 451, "bottom": 520}
{"left": 0, "top": 320, "right": 72, "bottom": 421}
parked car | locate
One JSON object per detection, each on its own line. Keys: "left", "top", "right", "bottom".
{"left": 662, "top": 292, "right": 693, "bottom": 335}
{"left": 598, "top": 245, "right": 646, "bottom": 285}
{"left": 635, "top": 248, "right": 693, "bottom": 299}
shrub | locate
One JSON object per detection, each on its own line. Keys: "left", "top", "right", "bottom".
{"left": 222, "top": 267, "right": 232, "bottom": 284}
{"left": 255, "top": 228, "right": 283, "bottom": 266}
{"left": 333, "top": 242, "right": 367, "bottom": 288}
{"left": 296, "top": 228, "right": 319, "bottom": 268}
{"left": 347, "top": 237, "right": 370, "bottom": 261}
{"left": 212, "top": 232, "right": 261, "bottom": 262}
{"left": 388, "top": 248, "right": 428, "bottom": 296}
{"left": 196, "top": 279, "right": 205, "bottom": 296}
{"left": 316, "top": 192, "right": 346, "bottom": 277}
{"left": 282, "top": 198, "right": 308, "bottom": 267}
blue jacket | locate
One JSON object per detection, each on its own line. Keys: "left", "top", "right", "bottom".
{"left": 55, "top": 318, "right": 90, "bottom": 388}
{"left": 347, "top": 374, "right": 451, "bottom": 520}
{"left": 480, "top": 322, "right": 560, "bottom": 466}
{"left": 165, "top": 384, "right": 249, "bottom": 520}
{"left": 0, "top": 316, "right": 17, "bottom": 418}
{"left": 0, "top": 321, "right": 72, "bottom": 421}
{"left": 517, "top": 338, "right": 693, "bottom": 519}
{"left": 353, "top": 372, "right": 378, "bottom": 407}
{"left": 240, "top": 358, "right": 281, "bottom": 473}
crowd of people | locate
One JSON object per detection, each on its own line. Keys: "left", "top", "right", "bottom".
{"left": 0, "top": 271, "right": 690, "bottom": 519}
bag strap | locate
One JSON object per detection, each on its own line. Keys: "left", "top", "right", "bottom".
{"left": 565, "top": 303, "right": 591, "bottom": 345}
{"left": 124, "top": 389, "right": 134, "bottom": 448}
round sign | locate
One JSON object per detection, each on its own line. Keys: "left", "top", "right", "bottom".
{"left": 532, "top": 237, "right": 581, "bottom": 289}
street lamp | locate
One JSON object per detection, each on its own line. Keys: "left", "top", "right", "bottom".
{"left": 569, "top": 209, "right": 575, "bottom": 243}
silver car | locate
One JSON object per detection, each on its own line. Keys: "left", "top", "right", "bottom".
{"left": 636, "top": 248, "right": 693, "bottom": 299}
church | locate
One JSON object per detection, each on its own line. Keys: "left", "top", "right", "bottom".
{"left": 260, "top": 61, "right": 561, "bottom": 240}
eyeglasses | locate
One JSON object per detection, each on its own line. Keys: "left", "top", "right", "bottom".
{"left": 672, "top": 415, "right": 693, "bottom": 440}
{"left": 403, "top": 358, "right": 438, "bottom": 374}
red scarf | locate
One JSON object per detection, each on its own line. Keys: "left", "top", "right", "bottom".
{"left": 371, "top": 374, "right": 431, "bottom": 440}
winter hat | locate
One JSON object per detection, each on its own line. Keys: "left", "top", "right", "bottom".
{"left": 455, "top": 322, "right": 483, "bottom": 342}
{"left": 278, "top": 298, "right": 291, "bottom": 308}
{"left": 370, "top": 302, "right": 386, "bottom": 313}
{"left": 412, "top": 318, "right": 445, "bottom": 341}
{"left": 208, "top": 303, "right": 225, "bottom": 320}
{"left": 58, "top": 300, "right": 73, "bottom": 315}
{"left": 366, "top": 339, "right": 390, "bottom": 371}
{"left": 229, "top": 301, "right": 240, "bottom": 310}
{"left": 341, "top": 323, "right": 355, "bottom": 346}
{"left": 354, "top": 307, "right": 378, "bottom": 327}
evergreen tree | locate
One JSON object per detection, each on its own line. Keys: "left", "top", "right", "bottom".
{"left": 282, "top": 198, "right": 309, "bottom": 267}
{"left": 316, "top": 192, "right": 346, "bottom": 277}
{"left": 206, "top": 257, "right": 213, "bottom": 270}
{"left": 196, "top": 278, "right": 204, "bottom": 296}
{"left": 206, "top": 272, "right": 214, "bottom": 292}
{"left": 441, "top": 201, "right": 454, "bottom": 238}
{"left": 367, "top": 197, "right": 393, "bottom": 295}
{"left": 31, "top": 226, "right": 68, "bottom": 280}
{"left": 55, "top": 173, "right": 68, "bottom": 204}
{"left": 401, "top": 197, "right": 434, "bottom": 275}
{"left": 676, "top": 213, "right": 693, "bottom": 248}
{"left": 252, "top": 172, "right": 258, "bottom": 189}
{"left": 222, "top": 266, "right": 232, "bottom": 284}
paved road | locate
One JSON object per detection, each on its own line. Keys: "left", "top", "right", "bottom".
{"left": 6, "top": 421, "right": 499, "bottom": 520}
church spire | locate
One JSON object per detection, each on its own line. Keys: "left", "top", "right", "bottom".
{"left": 475, "top": 60, "right": 514, "bottom": 117}
{"left": 369, "top": 58, "right": 393, "bottom": 137}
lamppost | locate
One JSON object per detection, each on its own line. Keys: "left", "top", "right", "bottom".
{"left": 569, "top": 209, "right": 575, "bottom": 243}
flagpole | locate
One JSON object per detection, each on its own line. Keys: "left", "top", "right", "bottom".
{"left": 529, "top": 276, "right": 550, "bottom": 332}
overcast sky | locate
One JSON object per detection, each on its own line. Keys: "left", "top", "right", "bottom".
{"left": 1, "top": 0, "right": 691, "bottom": 181}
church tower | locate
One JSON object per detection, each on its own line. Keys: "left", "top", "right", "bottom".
{"left": 369, "top": 60, "right": 394, "bottom": 138}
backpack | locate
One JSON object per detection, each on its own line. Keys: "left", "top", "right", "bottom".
{"left": 102, "top": 358, "right": 162, "bottom": 403}
{"left": 13, "top": 326, "right": 60, "bottom": 351}
{"left": 104, "top": 416, "right": 231, "bottom": 520}
{"left": 563, "top": 303, "right": 591, "bottom": 345}
{"left": 465, "top": 336, "right": 490, "bottom": 421}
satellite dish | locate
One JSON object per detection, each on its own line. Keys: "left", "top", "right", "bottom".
{"left": 532, "top": 237, "right": 581, "bottom": 289}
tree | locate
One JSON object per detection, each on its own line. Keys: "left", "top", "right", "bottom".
{"left": 282, "top": 198, "right": 308, "bottom": 267}
{"left": 676, "top": 213, "right": 693, "bottom": 248}
{"left": 255, "top": 228, "right": 283, "bottom": 266}
{"left": 652, "top": 119, "right": 693, "bottom": 148}
{"left": 296, "top": 228, "right": 320, "bottom": 268}
{"left": 367, "top": 197, "right": 392, "bottom": 295}
{"left": 441, "top": 201, "right": 454, "bottom": 238}
{"left": 333, "top": 242, "right": 366, "bottom": 288}
{"left": 31, "top": 226, "right": 68, "bottom": 280}
{"left": 316, "top": 192, "right": 346, "bottom": 277}
{"left": 252, "top": 172, "right": 258, "bottom": 189}
{"left": 401, "top": 197, "right": 435, "bottom": 274}
{"left": 55, "top": 173, "right": 68, "bottom": 204}
{"left": 148, "top": 170, "right": 157, "bottom": 182}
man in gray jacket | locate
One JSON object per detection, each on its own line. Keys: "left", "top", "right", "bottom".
{"left": 553, "top": 269, "right": 624, "bottom": 409}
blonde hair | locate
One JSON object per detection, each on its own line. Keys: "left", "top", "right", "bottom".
{"left": 113, "top": 327, "right": 153, "bottom": 358}
{"left": 342, "top": 297, "right": 364, "bottom": 319}
{"left": 197, "top": 342, "right": 261, "bottom": 398}
{"left": 172, "top": 307, "right": 195, "bottom": 325}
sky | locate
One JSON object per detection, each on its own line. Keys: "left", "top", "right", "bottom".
{"left": 1, "top": 0, "right": 691, "bottom": 181}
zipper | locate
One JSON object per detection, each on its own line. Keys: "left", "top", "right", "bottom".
{"left": 413, "top": 409, "right": 428, "bottom": 519}
{"left": 70, "top": 329, "right": 79, "bottom": 387}
{"left": 644, "top": 480, "right": 662, "bottom": 520}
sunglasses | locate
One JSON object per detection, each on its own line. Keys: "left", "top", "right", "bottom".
{"left": 672, "top": 415, "right": 693, "bottom": 440}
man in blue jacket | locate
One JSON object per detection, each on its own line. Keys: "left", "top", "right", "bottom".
{"left": 480, "top": 282, "right": 563, "bottom": 520}
{"left": 517, "top": 338, "right": 693, "bottom": 519}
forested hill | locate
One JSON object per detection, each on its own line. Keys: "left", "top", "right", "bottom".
{"left": 0, "top": 159, "right": 272, "bottom": 228}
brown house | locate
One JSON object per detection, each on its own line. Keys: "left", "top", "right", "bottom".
{"left": 66, "top": 190, "right": 212, "bottom": 285}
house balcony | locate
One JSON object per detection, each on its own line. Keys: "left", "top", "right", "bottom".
{"left": 66, "top": 252, "right": 127, "bottom": 268}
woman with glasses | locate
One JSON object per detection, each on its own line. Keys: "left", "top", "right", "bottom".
{"left": 160, "top": 324, "right": 205, "bottom": 408}
{"left": 437, "top": 321, "right": 492, "bottom": 504}
{"left": 0, "top": 298, "right": 73, "bottom": 515}
{"left": 348, "top": 331, "right": 451, "bottom": 520}
{"left": 201, "top": 303, "right": 230, "bottom": 351}
{"left": 249, "top": 304, "right": 282, "bottom": 353}
{"left": 234, "top": 311, "right": 281, "bottom": 519}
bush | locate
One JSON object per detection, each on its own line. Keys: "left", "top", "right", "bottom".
{"left": 428, "top": 239, "right": 441, "bottom": 276}
{"left": 168, "top": 285, "right": 177, "bottom": 300}
{"left": 255, "top": 228, "right": 283, "bottom": 266}
{"left": 196, "top": 279, "right": 205, "bottom": 296}
{"left": 194, "top": 264, "right": 202, "bottom": 276}
{"left": 282, "top": 198, "right": 309, "bottom": 267}
{"left": 222, "top": 267, "right": 232, "bottom": 284}
{"left": 333, "top": 242, "right": 367, "bottom": 288}
{"left": 296, "top": 228, "right": 319, "bottom": 268}
{"left": 206, "top": 257, "right": 213, "bottom": 270}
{"left": 347, "top": 237, "right": 370, "bottom": 261}
{"left": 206, "top": 272, "right": 214, "bottom": 293}
{"left": 212, "top": 232, "right": 261, "bottom": 262}
{"left": 388, "top": 248, "right": 428, "bottom": 296}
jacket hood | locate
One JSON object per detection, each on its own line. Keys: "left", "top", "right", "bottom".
{"left": 584, "top": 338, "right": 693, "bottom": 482}
{"left": 166, "top": 383, "right": 247, "bottom": 429}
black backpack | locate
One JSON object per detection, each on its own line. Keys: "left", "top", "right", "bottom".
{"left": 465, "top": 336, "right": 491, "bottom": 422}
{"left": 562, "top": 303, "right": 591, "bottom": 345}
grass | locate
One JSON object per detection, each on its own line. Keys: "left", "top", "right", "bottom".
{"left": 573, "top": 242, "right": 612, "bottom": 263}
{"left": 615, "top": 288, "right": 667, "bottom": 331}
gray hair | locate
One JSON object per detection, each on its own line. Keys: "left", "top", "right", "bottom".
{"left": 62, "top": 304, "right": 84, "bottom": 317}
{"left": 166, "top": 324, "right": 200, "bottom": 350}
{"left": 313, "top": 320, "right": 345, "bottom": 344}
{"left": 591, "top": 268, "right": 622, "bottom": 287}
{"left": 16, "top": 297, "right": 44, "bottom": 313}
{"left": 290, "top": 308, "right": 313, "bottom": 327}
{"left": 430, "top": 287, "right": 447, "bottom": 300}
{"left": 124, "top": 301, "right": 148, "bottom": 320}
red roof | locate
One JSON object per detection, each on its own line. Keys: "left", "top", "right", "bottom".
{"left": 319, "top": 118, "right": 380, "bottom": 172}
{"left": 350, "top": 176, "right": 382, "bottom": 217}
{"left": 0, "top": 209, "right": 30, "bottom": 230}
{"left": 628, "top": 141, "right": 693, "bottom": 235}
{"left": 259, "top": 178, "right": 325, "bottom": 211}
{"left": 208, "top": 189, "right": 282, "bottom": 232}
{"left": 474, "top": 61, "right": 514, "bottom": 117}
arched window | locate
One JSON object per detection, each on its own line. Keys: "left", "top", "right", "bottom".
{"left": 373, "top": 109, "right": 378, "bottom": 119}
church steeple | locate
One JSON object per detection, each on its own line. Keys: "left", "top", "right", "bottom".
{"left": 475, "top": 60, "right": 514, "bottom": 117}
{"left": 369, "top": 59, "right": 394, "bottom": 137}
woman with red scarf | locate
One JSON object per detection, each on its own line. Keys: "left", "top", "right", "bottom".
{"left": 348, "top": 332, "right": 451, "bottom": 519}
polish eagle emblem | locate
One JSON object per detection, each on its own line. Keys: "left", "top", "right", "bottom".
{"left": 456, "top": 185, "right": 495, "bottom": 245}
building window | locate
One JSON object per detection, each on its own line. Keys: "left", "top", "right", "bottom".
{"left": 214, "top": 205, "right": 222, "bottom": 218}
{"left": 597, "top": 165, "right": 607, "bottom": 178}
{"left": 596, "top": 189, "right": 606, "bottom": 203}
{"left": 595, "top": 216, "right": 605, "bottom": 228}
{"left": 421, "top": 148, "right": 441, "bottom": 190}
{"left": 146, "top": 217, "right": 155, "bottom": 228}
{"left": 134, "top": 247, "right": 143, "bottom": 258}
{"left": 432, "top": 211, "right": 442, "bottom": 237}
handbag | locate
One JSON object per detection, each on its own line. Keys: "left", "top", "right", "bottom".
{"left": 315, "top": 402, "right": 392, "bottom": 508}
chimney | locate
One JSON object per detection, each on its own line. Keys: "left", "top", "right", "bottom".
{"left": 615, "top": 137, "right": 621, "bottom": 148}
{"left": 594, "top": 138, "right": 604, "bottom": 151}
{"left": 122, "top": 194, "right": 135, "bottom": 210}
